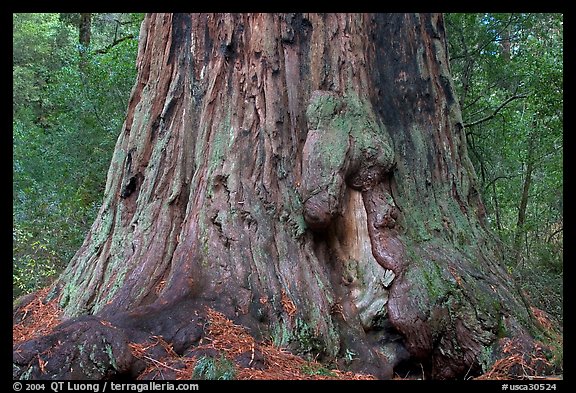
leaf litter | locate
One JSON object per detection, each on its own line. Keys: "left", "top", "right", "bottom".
{"left": 13, "top": 288, "right": 562, "bottom": 380}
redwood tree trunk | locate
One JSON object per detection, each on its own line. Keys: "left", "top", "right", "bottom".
{"left": 14, "top": 13, "right": 544, "bottom": 380}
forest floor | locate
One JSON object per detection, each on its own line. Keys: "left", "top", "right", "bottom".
{"left": 13, "top": 287, "right": 562, "bottom": 381}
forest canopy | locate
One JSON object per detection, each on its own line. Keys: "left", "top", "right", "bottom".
{"left": 445, "top": 13, "right": 562, "bottom": 321}
{"left": 13, "top": 13, "right": 144, "bottom": 297}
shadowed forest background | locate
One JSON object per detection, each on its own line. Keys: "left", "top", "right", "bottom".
{"left": 13, "top": 13, "right": 562, "bottom": 378}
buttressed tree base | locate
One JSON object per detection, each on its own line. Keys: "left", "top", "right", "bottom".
{"left": 14, "top": 13, "right": 550, "bottom": 380}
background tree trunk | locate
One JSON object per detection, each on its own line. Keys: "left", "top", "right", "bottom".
{"left": 78, "top": 13, "right": 92, "bottom": 75}
{"left": 513, "top": 127, "right": 536, "bottom": 267}
{"left": 14, "top": 13, "right": 545, "bottom": 380}
{"left": 78, "top": 13, "right": 92, "bottom": 66}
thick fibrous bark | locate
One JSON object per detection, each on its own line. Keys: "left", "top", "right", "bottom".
{"left": 14, "top": 13, "right": 544, "bottom": 380}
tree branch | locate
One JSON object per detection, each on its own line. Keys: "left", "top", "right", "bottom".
{"left": 547, "top": 226, "right": 563, "bottom": 243}
{"left": 483, "top": 173, "right": 523, "bottom": 192}
{"left": 463, "top": 94, "right": 527, "bottom": 128}
{"left": 474, "top": 14, "right": 517, "bottom": 56}
{"left": 94, "top": 34, "right": 135, "bottom": 55}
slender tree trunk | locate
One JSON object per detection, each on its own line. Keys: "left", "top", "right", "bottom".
{"left": 500, "top": 24, "right": 512, "bottom": 62}
{"left": 14, "top": 13, "right": 546, "bottom": 380}
{"left": 78, "top": 12, "right": 92, "bottom": 75}
{"left": 79, "top": 13, "right": 92, "bottom": 55}
{"left": 514, "top": 128, "right": 536, "bottom": 266}
{"left": 492, "top": 181, "right": 503, "bottom": 231}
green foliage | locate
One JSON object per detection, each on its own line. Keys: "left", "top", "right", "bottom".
{"left": 300, "top": 362, "right": 336, "bottom": 377}
{"left": 548, "top": 339, "right": 563, "bottom": 372}
{"left": 192, "top": 355, "right": 236, "bottom": 380}
{"left": 343, "top": 348, "right": 358, "bottom": 363}
{"left": 270, "top": 318, "right": 326, "bottom": 359}
{"left": 478, "top": 345, "right": 495, "bottom": 373}
{"left": 515, "top": 263, "right": 563, "bottom": 322}
{"left": 270, "top": 322, "right": 292, "bottom": 348}
{"left": 13, "top": 13, "right": 73, "bottom": 116}
{"left": 293, "top": 318, "right": 324, "bottom": 356}
{"left": 445, "top": 13, "right": 563, "bottom": 323}
{"left": 13, "top": 226, "right": 58, "bottom": 298}
{"left": 13, "top": 13, "right": 143, "bottom": 298}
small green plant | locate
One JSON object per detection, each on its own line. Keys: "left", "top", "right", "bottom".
{"left": 496, "top": 315, "right": 508, "bottom": 339}
{"left": 294, "top": 318, "right": 324, "bottom": 356}
{"left": 478, "top": 346, "right": 494, "bottom": 373}
{"left": 549, "top": 341, "right": 563, "bottom": 372}
{"left": 270, "top": 322, "right": 292, "bottom": 348}
{"left": 13, "top": 226, "right": 58, "bottom": 298}
{"left": 343, "top": 348, "right": 358, "bottom": 363}
{"left": 192, "top": 355, "right": 236, "bottom": 380}
{"left": 539, "top": 327, "right": 563, "bottom": 373}
{"left": 301, "top": 362, "right": 336, "bottom": 377}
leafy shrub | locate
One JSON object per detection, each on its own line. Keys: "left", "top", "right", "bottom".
{"left": 13, "top": 226, "right": 58, "bottom": 298}
{"left": 301, "top": 363, "right": 336, "bottom": 377}
{"left": 13, "top": 13, "right": 142, "bottom": 298}
{"left": 192, "top": 355, "right": 236, "bottom": 380}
